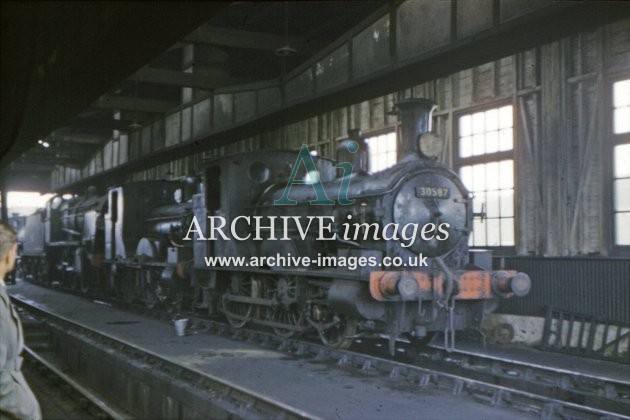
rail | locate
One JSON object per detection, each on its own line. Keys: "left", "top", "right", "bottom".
{"left": 23, "top": 345, "right": 129, "bottom": 420}
{"left": 16, "top": 280, "right": 630, "bottom": 419}
{"left": 123, "top": 299, "right": 630, "bottom": 419}
{"left": 12, "top": 295, "right": 316, "bottom": 420}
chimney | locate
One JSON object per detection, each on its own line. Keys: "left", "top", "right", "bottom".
{"left": 394, "top": 98, "right": 437, "bottom": 161}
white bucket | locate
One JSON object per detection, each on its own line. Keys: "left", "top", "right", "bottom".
{"left": 174, "top": 318, "right": 189, "bottom": 336}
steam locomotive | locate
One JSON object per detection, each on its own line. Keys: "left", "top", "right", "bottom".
{"left": 19, "top": 98, "right": 530, "bottom": 352}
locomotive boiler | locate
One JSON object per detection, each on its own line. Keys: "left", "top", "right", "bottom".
{"left": 192, "top": 98, "right": 531, "bottom": 352}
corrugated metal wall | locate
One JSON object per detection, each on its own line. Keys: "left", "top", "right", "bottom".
{"left": 496, "top": 257, "right": 630, "bottom": 323}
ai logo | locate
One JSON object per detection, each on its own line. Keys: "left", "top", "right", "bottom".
{"left": 274, "top": 142, "right": 358, "bottom": 205}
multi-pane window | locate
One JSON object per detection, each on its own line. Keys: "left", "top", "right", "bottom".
{"left": 457, "top": 105, "right": 515, "bottom": 247}
{"left": 365, "top": 132, "right": 397, "bottom": 173}
{"left": 613, "top": 79, "right": 630, "bottom": 246}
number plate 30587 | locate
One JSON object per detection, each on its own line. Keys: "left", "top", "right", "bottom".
{"left": 415, "top": 186, "right": 450, "bottom": 198}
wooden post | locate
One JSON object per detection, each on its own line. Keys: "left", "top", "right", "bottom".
{"left": 1, "top": 185, "right": 8, "bottom": 221}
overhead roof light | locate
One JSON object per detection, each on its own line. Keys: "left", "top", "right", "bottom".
{"left": 37, "top": 139, "right": 50, "bottom": 148}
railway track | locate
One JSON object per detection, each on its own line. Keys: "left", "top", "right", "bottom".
{"left": 17, "top": 280, "right": 630, "bottom": 419}
{"left": 12, "top": 295, "right": 316, "bottom": 420}
{"left": 132, "top": 305, "right": 630, "bottom": 419}
{"left": 411, "top": 344, "right": 630, "bottom": 418}
{"left": 178, "top": 317, "right": 630, "bottom": 419}
{"left": 22, "top": 343, "right": 128, "bottom": 420}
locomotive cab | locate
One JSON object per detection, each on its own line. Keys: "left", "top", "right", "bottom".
{"left": 104, "top": 178, "right": 201, "bottom": 308}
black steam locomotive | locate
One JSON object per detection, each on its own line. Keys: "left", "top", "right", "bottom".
{"left": 20, "top": 98, "right": 530, "bottom": 352}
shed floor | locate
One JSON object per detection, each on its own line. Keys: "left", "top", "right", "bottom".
{"left": 8, "top": 280, "right": 537, "bottom": 420}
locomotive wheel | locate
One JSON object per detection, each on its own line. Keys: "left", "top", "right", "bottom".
{"left": 105, "top": 264, "right": 123, "bottom": 299}
{"left": 266, "top": 276, "right": 306, "bottom": 338}
{"left": 221, "top": 274, "right": 261, "bottom": 328}
{"left": 75, "top": 249, "right": 90, "bottom": 293}
{"left": 117, "top": 270, "right": 137, "bottom": 304}
{"left": 121, "top": 280, "right": 136, "bottom": 304}
{"left": 78, "top": 274, "right": 90, "bottom": 294}
{"left": 63, "top": 270, "right": 76, "bottom": 289}
{"left": 271, "top": 308, "right": 305, "bottom": 338}
{"left": 318, "top": 316, "right": 357, "bottom": 349}
{"left": 141, "top": 270, "right": 167, "bottom": 310}
{"left": 143, "top": 284, "right": 159, "bottom": 309}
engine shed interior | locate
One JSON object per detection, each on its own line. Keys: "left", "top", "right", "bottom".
{"left": 1, "top": 2, "right": 629, "bottom": 419}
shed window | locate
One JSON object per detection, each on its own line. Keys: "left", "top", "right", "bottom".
{"left": 456, "top": 105, "right": 514, "bottom": 247}
{"left": 613, "top": 80, "right": 630, "bottom": 245}
{"left": 365, "top": 131, "right": 397, "bottom": 173}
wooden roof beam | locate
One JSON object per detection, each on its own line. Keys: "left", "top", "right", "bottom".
{"left": 128, "top": 67, "right": 251, "bottom": 89}
{"left": 9, "top": 162, "right": 56, "bottom": 172}
{"left": 93, "top": 95, "right": 178, "bottom": 113}
{"left": 69, "top": 117, "right": 131, "bottom": 132}
{"left": 184, "top": 25, "right": 322, "bottom": 55}
{"left": 51, "top": 131, "right": 108, "bottom": 145}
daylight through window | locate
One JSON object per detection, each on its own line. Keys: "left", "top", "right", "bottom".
{"left": 457, "top": 105, "right": 515, "bottom": 247}
{"left": 365, "top": 132, "right": 397, "bottom": 173}
{"left": 613, "top": 79, "right": 630, "bottom": 245}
